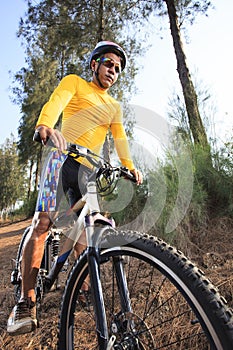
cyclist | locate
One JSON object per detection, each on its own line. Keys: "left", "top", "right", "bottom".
{"left": 7, "top": 40, "right": 143, "bottom": 335}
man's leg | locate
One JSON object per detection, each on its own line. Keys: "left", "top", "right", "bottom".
{"left": 73, "top": 231, "right": 87, "bottom": 258}
{"left": 20, "top": 212, "right": 51, "bottom": 302}
{"left": 7, "top": 211, "right": 52, "bottom": 335}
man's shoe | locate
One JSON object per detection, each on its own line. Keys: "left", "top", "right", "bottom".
{"left": 7, "top": 298, "right": 38, "bottom": 336}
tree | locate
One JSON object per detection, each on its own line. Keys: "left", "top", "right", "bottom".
{"left": 167, "top": 74, "right": 217, "bottom": 146}
{"left": 16, "top": 0, "right": 145, "bottom": 87}
{"left": 103, "top": 0, "right": 213, "bottom": 149}
{"left": 12, "top": 56, "right": 60, "bottom": 192}
{"left": 107, "top": 0, "right": 212, "bottom": 149}
{"left": 0, "top": 136, "right": 26, "bottom": 213}
{"left": 163, "top": 0, "right": 211, "bottom": 149}
{"left": 12, "top": 0, "right": 149, "bottom": 193}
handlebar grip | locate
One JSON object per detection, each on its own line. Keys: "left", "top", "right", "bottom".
{"left": 33, "top": 131, "right": 43, "bottom": 143}
{"left": 33, "top": 131, "right": 54, "bottom": 146}
{"left": 120, "top": 167, "right": 137, "bottom": 183}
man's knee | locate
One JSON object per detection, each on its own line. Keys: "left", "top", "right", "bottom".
{"left": 32, "top": 212, "right": 52, "bottom": 236}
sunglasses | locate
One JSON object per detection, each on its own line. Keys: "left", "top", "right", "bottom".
{"left": 96, "top": 57, "right": 122, "bottom": 74}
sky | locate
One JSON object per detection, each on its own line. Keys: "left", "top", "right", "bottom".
{"left": 0, "top": 1, "right": 232, "bottom": 146}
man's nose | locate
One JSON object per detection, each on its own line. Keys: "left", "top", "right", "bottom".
{"left": 108, "top": 66, "right": 115, "bottom": 74}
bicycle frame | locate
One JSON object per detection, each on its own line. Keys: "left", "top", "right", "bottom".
{"left": 46, "top": 177, "right": 133, "bottom": 348}
{"left": 31, "top": 134, "right": 136, "bottom": 347}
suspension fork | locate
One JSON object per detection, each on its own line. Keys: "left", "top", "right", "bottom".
{"left": 112, "top": 256, "right": 132, "bottom": 313}
{"left": 87, "top": 247, "right": 132, "bottom": 350}
{"left": 85, "top": 208, "right": 118, "bottom": 349}
{"left": 87, "top": 246, "right": 109, "bottom": 349}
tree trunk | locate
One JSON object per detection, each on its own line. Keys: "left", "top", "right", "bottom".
{"left": 98, "top": 0, "right": 105, "bottom": 41}
{"left": 27, "top": 160, "right": 33, "bottom": 200}
{"left": 164, "top": 0, "right": 209, "bottom": 149}
{"left": 97, "top": 0, "right": 111, "bottom": 162}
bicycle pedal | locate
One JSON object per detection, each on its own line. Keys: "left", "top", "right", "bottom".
{"left": 107, "top": 335, "right": 116, "bottom": 350}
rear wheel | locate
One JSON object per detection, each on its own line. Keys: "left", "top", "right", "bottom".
{"left": 58, "top": 231, "right": 233, "bottom": 349}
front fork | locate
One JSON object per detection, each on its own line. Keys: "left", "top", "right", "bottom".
{"left": 88, "top": 246, "right": 109, "bottom": 349}
{"left": 86, "top": 213, "right": 132, "bottom": 349}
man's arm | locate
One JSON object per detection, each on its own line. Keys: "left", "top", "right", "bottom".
{"left": 35, "top": 75, "right": 78, "bottom": 151}
{"left": 110, "top": 122, "right": 143, "bottom": 185}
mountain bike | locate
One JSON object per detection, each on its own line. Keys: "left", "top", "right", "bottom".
{"left": 11, "top": 139, "right": 233, "bottom": 349}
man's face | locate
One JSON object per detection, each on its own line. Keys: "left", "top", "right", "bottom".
{"left": 92, "top": 52, "right": 121, "bottom": 89}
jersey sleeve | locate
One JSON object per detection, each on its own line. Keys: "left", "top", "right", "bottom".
{"left": 110, "top": 103, "right": 135, "bottom": 170}
{"left": 36, "top": 75, "right": 78, "bottom": 129}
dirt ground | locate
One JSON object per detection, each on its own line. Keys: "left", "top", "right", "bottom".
{"left": 0, "top": 217, "right": 232, "bottom": 349}
{"left": 0, "top": 219, "right": 63, "bottom": 350}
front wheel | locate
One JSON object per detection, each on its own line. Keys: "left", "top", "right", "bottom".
{"left": 58, "top": 231, "right": 233, "bottom": 349}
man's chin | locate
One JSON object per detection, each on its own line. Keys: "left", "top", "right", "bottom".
{"left": 104, "top": 77, "right": 115, "bottom": 87}
{"left": 101, "top": 81, "right": 112, "bottom": 89}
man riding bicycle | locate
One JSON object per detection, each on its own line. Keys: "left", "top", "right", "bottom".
{"left": 7, "top": 40, "right": 142, "bottom": 336}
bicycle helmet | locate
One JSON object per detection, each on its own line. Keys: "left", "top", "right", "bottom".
{"left": 89, "top": 41, "right": 127, "bottom": 71}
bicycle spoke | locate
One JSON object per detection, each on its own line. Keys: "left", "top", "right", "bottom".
{"left": 100, "top": 256, "right": 211, "bottom": 349}
{"left": 65, "top": 254, "right": 215, "bottom": 348}
{"left": 59, "top": 232, "right": 233, "bottom": 349}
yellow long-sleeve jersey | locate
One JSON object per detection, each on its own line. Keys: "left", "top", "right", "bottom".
{"left": 36, "top": 74, "right": 134, "bottom": 170}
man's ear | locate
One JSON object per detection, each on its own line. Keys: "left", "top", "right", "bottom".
{"left": 90, "top": 60, "right": 96, "bottom": 72}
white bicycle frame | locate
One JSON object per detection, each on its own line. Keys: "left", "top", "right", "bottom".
{"left": 59, "top": 180, "right": 115, "bottom": 257}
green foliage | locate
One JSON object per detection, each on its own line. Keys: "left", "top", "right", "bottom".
{"left": 148, "top": 142, "right": 232, "bottom": 245}
{"left": 173, "top": 0, "right": 213, "bottom": 26}
{"left": 194, "top": 144, "right": 233, "bottom": 217}
{"left": 16, "top": 0, "right": 150, "bottom": 88}
{"left": 16, "top": 57, "right": 59, "bottom": 165}
{"left": 97, "top": 124, "right": 232, "bottom": 251}
{"left": 0, "top": 136, "right": 27, "bottom": 212}
{"left": 19, "top": 190, "right": 38, "bottom": 218}
{"left": 107, "top": 178, "right": 148, "bottom": 227}
{"left": 168, "top": 71, "right": 217, "bottom": 146}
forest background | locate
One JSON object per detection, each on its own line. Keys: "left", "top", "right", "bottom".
{"left": 0, "top": 1, "right": 232, "bottom": 348}
{"left": 0, "top": 0, "right": 232, "bottom": 235}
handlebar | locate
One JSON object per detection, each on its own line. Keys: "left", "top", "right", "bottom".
{"left": 34, "top": 131, "right": 104, "bottom": 168}
{"left": 33, "top": 131, "right": 137, "bottom": 192}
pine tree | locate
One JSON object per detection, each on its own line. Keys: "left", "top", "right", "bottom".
{"left": 0, "top": 136, "right": 26, "bottom": 213}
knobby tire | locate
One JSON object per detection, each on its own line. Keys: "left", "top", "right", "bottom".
{"left": 58, "top": 230, "right": 233, "bottom": 349}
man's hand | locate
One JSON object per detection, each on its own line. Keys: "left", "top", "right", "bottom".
{"left": 131, "top": 168, "right": 143, "bottom": 185}
{"left": 36, "top": 125, "right": 67, "bottom": 152}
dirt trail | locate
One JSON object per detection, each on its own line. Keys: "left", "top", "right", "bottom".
{"left": 0, "top": 219, "right": 61, "bottom": 350}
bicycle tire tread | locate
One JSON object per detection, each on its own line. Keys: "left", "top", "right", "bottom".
{"left": 58, "top": 230, "right": 233, "bottom": 349}
{"left": 105, "top": 230, "right": 233, "bottom": 344}
{"left": 134, "top": 232, "right": 233, "bottom": 342}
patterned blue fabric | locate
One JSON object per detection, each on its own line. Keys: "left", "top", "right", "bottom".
{"left": 36, "top": 150, "right": 67, "bottom": 212}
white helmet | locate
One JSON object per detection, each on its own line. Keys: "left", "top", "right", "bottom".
{"left": 89, "top": 41, "right": 127, "bottom": 71}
